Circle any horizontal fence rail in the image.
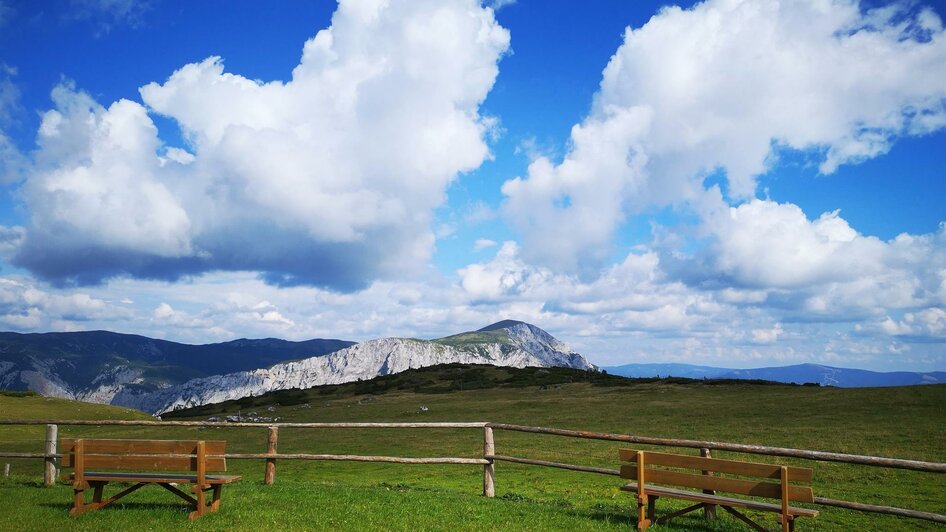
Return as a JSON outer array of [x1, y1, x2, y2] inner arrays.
[[811, 497, 946, 524], [0, 420, 488, 429], [0, 419, 943, 524], [491, 455, 620, 476], [224, 453, 489, 465], [487, 423, 946, 474]]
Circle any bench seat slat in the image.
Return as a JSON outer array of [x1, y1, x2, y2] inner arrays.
[[618, 449, 813, 482], [620, 482, 819, 517], [620, 465, 814, 503], [63, 471, 242, 485]]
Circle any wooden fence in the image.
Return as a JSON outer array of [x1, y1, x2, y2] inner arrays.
[[0, 419, 943, 524]]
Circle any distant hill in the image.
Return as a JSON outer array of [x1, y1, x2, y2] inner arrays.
[[601, 363, 731, 379], [0, 330, 354, 403], [603, 362, 946, 387]]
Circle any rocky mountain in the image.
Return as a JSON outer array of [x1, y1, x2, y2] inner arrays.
[[602, 362, 946, 388], [112, 320, 594, 414], [0, 331, 354, 404]]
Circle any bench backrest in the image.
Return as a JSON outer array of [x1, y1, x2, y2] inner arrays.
[[60, 439, 228, 473], [618, 449, 814, 503]]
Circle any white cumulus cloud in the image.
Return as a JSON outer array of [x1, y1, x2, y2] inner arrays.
[[473, 238, 497, 251], [13, 0, 509, 290], [502, 0, 946, 273]]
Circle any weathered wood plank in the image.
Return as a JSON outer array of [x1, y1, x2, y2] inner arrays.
[[44, 424, 57, 487], [491, 455, 620, 476], [264, 427, 277, 485], [483, 426, 495, 497], [60, 439, 226, 455], [618, 449, 813, 482], [223, 453, 488, 464], [813, 497, 946, 524], [4, 419, 487, 429], [701, 447, 717, 520], [620, 465, 814, 503], [194, 440, 207, 518]]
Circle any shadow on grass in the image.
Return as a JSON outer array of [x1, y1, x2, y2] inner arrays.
[[577, 506, 631, 526], [578, 501, 752, 531], [38, 501, 192, 513]]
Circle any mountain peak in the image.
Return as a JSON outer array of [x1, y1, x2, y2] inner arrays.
[[477, 319, 530, 332]]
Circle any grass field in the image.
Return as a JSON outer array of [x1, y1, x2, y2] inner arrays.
[[0, 366, 944, 530]]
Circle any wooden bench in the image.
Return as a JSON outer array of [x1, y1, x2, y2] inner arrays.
[[619, 449, 818, 531], [60, 438, 241, 520]]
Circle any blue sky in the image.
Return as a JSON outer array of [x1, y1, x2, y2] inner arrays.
[[0, 0, 943, 371]]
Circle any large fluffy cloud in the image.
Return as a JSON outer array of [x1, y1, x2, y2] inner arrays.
[[13, 0, 509, 289], [503, 0, 946, 273], [668, 196, 946, 321]]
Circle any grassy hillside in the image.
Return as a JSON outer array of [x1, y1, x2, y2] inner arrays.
[[0, 368, 944, 530], [0, 392, 152, 421], [433, 330, 511, 348], [164, 364, 791, 418]]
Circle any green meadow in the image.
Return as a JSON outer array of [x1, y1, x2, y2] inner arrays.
[[0, 366, 944, 530]]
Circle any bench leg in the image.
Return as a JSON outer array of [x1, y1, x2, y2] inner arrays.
[[636, 497, 651, 530], [70, 488, 87, 517], [646, 495, 657, 522], [92, 482, 104, 504], [704, 501, 718, 520], [210, 485, 222, 513], [188, 485, 207, 521]]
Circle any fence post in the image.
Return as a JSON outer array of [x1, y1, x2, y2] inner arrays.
[[265, 426, 278, 485], [483, 425, 495, 497], [700, 447, 716, 519], [44, 424, 58, 487], [3, 463, 9, 477]]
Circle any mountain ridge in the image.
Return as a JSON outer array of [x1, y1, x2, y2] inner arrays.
[[0, 330, 354, 403], [603, 362, 946, 388]]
